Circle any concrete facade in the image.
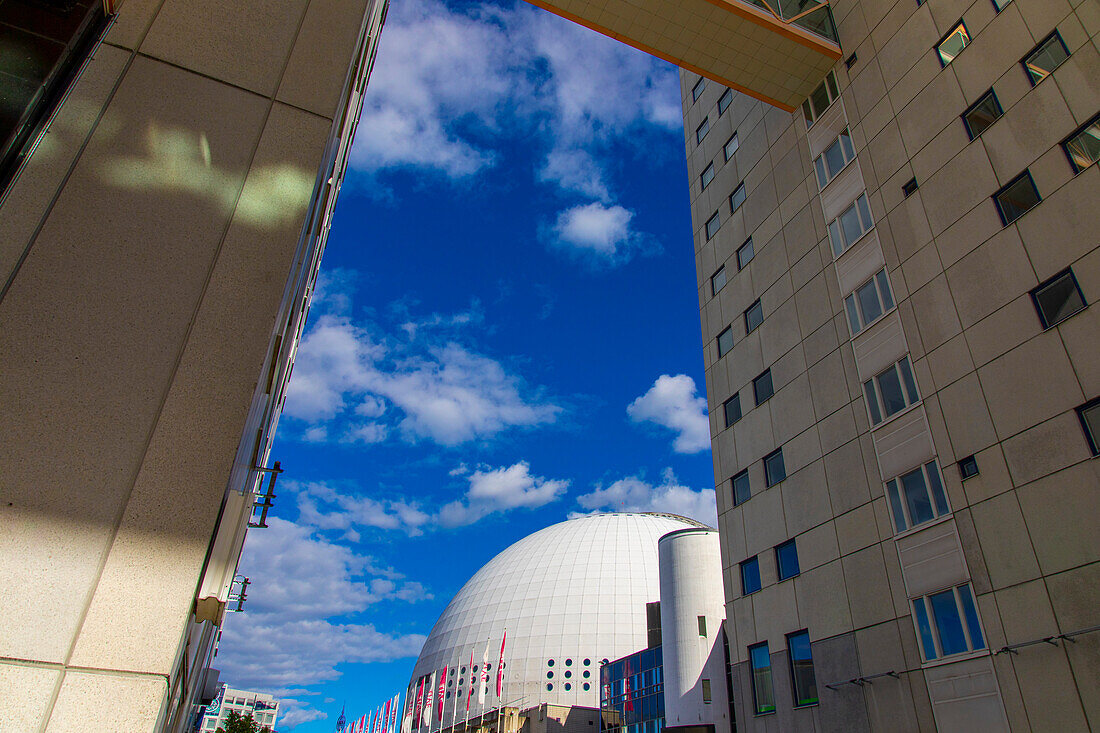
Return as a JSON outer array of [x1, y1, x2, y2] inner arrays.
[[681, 0, 1100, 729]]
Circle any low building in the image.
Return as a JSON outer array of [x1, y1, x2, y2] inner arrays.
[[200, 685, 280, 732]]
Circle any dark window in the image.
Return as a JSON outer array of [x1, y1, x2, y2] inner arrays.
[[737, 237, 755, 269], [864, 356, 920, 425], [701, 678, 712, 703], [1, 2, 108, 191], [764, 448, 786, 487], [696, 117, 710, 143], [786, 631, 819, 707], [902, 177, 918, 197], [801, 71, 839, 128], [711, 265, 727, 295], [775, 539, 800, 580], [717, 326, 734, 357], [845, 52, 858, 69], [753, 369, 774, 405], [744, 299, 763, 333], [959, 455, 979, 479], [828, 193, 874, 255], [1077, 397, 1100, 455], [749, 643, 775, 714], [724, 132, 739, 161], [705, 211, 721, 239], [731, 469, 751, 505], [962, 89, 1003, 139], [1031, 269, 1086, 328], [723, 393, 742, 428], [740, 556, 761, 595], [994, 170, 1041, 225], [1063, 112, 1100, 173], [912, 584, 986, 661], [701, 162, 715, 190], [730, 182, 746, 212], [814, 128, 856, 188], [718, 88, 733, 115], [936, 21, 970, 66], [692, 78, 706, 102], [698, 616, 707, 636], [992, 0, 1011, 10], [1023, 31, 1069, 85], [885, 461, 950, 533], [845, 268, 894, 335]]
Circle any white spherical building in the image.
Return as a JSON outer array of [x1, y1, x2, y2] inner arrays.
[[409, 513, 708, 717]]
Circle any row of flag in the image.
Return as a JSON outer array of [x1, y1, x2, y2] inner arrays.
[[338, 693, 401, 733], [403, 632, 507, 733]]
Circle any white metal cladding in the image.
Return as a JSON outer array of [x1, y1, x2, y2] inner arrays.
[[409, 513, 706, 719]]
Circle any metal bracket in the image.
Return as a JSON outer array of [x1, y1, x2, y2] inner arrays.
[[249, 461, 282, 528], [228, 575, 250, 612]]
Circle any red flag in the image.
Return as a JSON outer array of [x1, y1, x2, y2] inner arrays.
[[414, 677, 425, 728], [360, 714, 368, 733], [383, 698, 392, 733], [496, 632, 507, 698], [465, 650, 475, 716], [437, 666, 448, 720]]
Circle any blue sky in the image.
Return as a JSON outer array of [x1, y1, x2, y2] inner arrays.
[[216, 0, 714, 728]]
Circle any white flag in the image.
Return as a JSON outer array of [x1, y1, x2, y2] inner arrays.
[[478, 640, 490, 705], [424, 672, 435, 727]]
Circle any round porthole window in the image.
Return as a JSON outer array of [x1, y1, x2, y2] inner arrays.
[[547, 671, 554, 679], [565, 659, 572, 666], [564, 683, 572, 691], [564, 671, 572, 679], [583, 658, 591, 666], [583, 671, 590, 679], [547, 659, 555, 667], [583, 683, 591, 691], [461, 667, 466, 674], [473, 665, 478, 672], [446, 692, 451, 699], [547, 683, 553, 691]]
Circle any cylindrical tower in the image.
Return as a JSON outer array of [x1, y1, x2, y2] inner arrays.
[[658, 528, 729, 732]]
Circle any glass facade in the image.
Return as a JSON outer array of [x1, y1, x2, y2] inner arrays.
[[600, 647, 664, 733]]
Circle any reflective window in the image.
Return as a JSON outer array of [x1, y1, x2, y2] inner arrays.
[[744, 299, 763, 334], [718, 88, 733, 115], [1063, 113, 1100, 173], [993, 170, 1041, 225], [912, 584, 986, 661], [786, 631, 818, 707], [801, 71, 839, 128], [692, 78, 706, 102], [885, 460, 950, 533], [753, 369, 774, 405], [729, 182, 746, 213], [936, 22, 970, 66], [764, 448, 786, 487], [775, 539, 799, 580], [696, 117, 710, 143], [1078, 398, 1100, 455], [731, 469, 750, 506], [864, 356, 919, 426], [717, 326, 734, 358], [845, 268, 894, 335], [749, 643, 775, 714], [701, 162, 715, 190], [705, 211, 721, 239], [962, 89, 1003, 139], [958, 455, 979, 480], [828, 193, 874, 256], [698, 616, 707, 637], [724, 132, 739, 161], [1024, 31, 1069, 85], [737, 237, 754, 269], [740, 556, 761, 595], [1031, 269, 1086, 328], [814, 128, 856, 188], [723, 393, 742, 428], [711, 265, 727, 295]]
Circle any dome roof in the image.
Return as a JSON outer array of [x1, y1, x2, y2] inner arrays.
[[410, 512, 707, 715]]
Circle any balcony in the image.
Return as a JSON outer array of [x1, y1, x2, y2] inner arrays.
[[526, 0, 842, 111]]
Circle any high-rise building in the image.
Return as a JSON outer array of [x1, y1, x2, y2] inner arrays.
[[680, 1, 1099, 730]]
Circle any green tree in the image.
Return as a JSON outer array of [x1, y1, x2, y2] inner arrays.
[[217, 710, 273, 733]]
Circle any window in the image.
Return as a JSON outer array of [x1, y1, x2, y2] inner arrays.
[[753, 369, 774, 405], [711, 266, 727, 295], [737, 237, 754, 269], [828, 193, 874, 256], [786, 631, 818, 707], [864, 356, 920, 425], [701, 162, 715, 190], [729, 182, 746, 213], [698, 616, 707, 637], [744, 300, 763, 333], [692, 78, 706, 102], [764, 448, 786, 487], [885, 460, 950, 533], [1031, 269, 1086, 328], [724, 132, 739, 161], [801, 71, 839, 128], [749, 643, 776, 714], [844, 268, 894, 335], [701, 678, 712, 703], [705, 211, 721, 239], [718, 88, 733, 115], [962, 89, 1003, 139], [936, 21, 970, 66], [814, 128, 856, 188], [731, 469, 751, 505], [697, 117, 711, 143], [1077, 397, 1100, 455], [1023, 31, 1069, 85], [775, 539, 800, 580], [958, 455, 979, 479], [1063, 113, 1100, 173], [993, 170, 1041, 225], [740, 556, 761, 594], [845, 52, 858, 69], [992, 0, 1011, 10], [717, 326, 734, 357], [912, 584, 986, 661], [902, 177, 918, 197], [723, 393, 742, 428]]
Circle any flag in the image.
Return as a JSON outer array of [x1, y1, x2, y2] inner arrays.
[[437, 666, 448, 721], [366, 711, 372, 733], [424, 672, 435, 727], [496, 632, 507, 698], [465, 650, 474, 717], [414, 678, 426, 730], [383, 697, 392, 733], [403, 685, 416, 733], [479, 640, 490, 705]]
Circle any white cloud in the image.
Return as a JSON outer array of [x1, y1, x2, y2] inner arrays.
[[552, 202, 638, 260], [572, 469, 716, 526], [627, 374, 710, 453], [438, 462, 569, 527], [282, 314, 381, 423]]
